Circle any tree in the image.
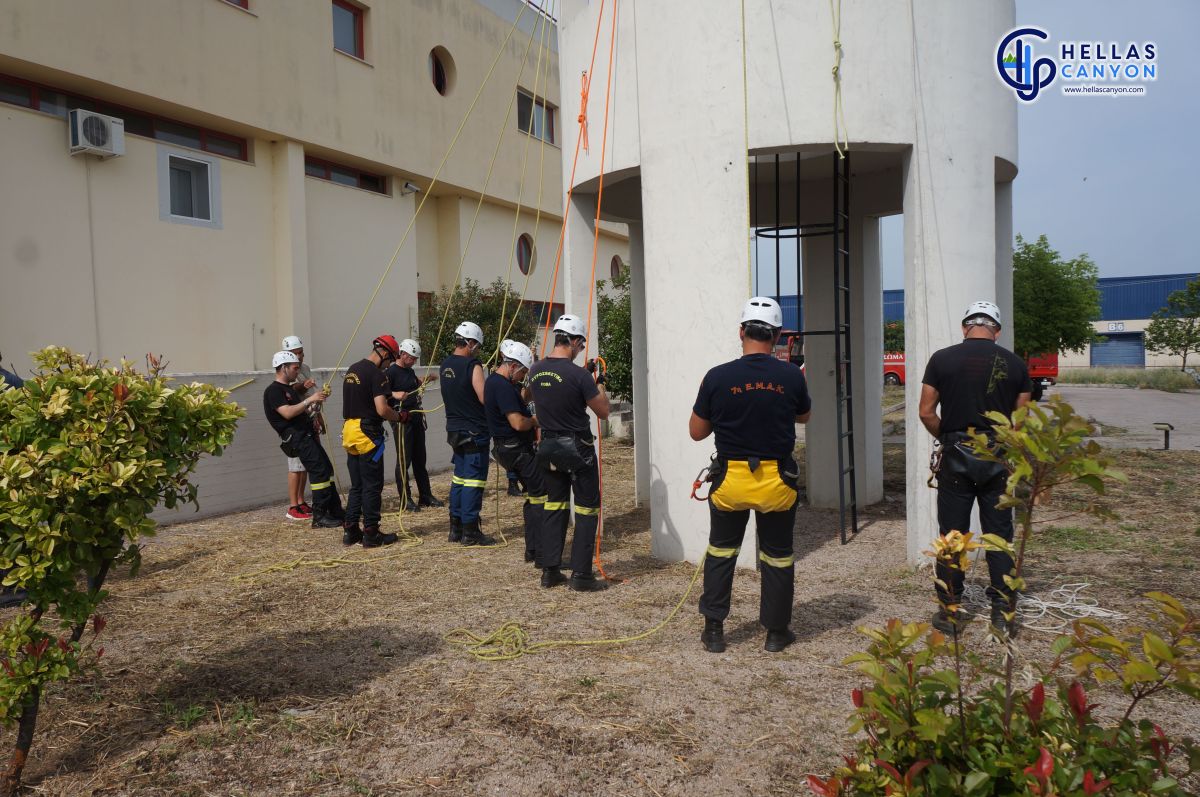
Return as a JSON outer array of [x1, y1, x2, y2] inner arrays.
[[1143, 275, 1200, 372], [417, 278, 541, 366], [1012, 234, 1102, 358], [596, 265, 633, 402], [0, 347, 242, 795], [883, 320, 905, 353]]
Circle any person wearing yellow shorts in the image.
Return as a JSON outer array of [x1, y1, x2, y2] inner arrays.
[[689, 297, 812, 653]]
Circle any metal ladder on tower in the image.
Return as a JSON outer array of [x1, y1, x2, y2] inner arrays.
[[831, 151, 859, 544]]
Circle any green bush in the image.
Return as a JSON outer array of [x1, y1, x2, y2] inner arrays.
[[1056, 368, 1198, 393], [0, 347, 242, 794], [596, 265, 633, 402], [417, 278, 541, 366]]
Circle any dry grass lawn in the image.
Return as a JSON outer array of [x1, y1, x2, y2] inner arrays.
[[6, 442, 1198, 796]]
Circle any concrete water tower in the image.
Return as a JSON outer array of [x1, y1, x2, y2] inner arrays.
[[554, 0, 1018, 566]]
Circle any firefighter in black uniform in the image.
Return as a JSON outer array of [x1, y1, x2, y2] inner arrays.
[[484, 340, 544, 565], [387, 338, 442, 511], [264, 350, 344, 529], [440, 321, 496, 546], [341, 335, 403, 548], [689, 297, 812, 653], [529, 315, 610, 591], [919, 300, 1031, 635]]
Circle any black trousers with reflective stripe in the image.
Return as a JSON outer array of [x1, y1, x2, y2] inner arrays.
[[391, 419, 433, 506], [699, 503, 797, 631], [494, 440, 545, 559], [286, 430, 343, 519], [538, 443, 600, 576], [345, 448, 385, 529]]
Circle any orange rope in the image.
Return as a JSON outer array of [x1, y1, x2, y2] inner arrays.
[[538, 0, 608, 358], [583, 0, 620, 583], [578, 70, 590, 154]]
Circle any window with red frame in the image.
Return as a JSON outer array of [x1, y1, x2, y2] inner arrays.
[[0, 72, 247, 160], [332, 0, 365, 59], [304, 155, 387, 194]]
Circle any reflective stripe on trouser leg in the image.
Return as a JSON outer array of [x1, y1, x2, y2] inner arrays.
[[518, 451, 546, 561], [453, 439, 489, 524], [567, 458, 601, 577], [292, 431, 342, 518], [755, 505, 798, 631], [699, 505, 751, 623], [539, 469, 571, 570]]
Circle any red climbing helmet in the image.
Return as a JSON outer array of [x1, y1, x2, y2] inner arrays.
[[372, 334, 401, 360]]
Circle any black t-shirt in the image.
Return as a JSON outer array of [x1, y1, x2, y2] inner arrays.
[[385, 364, 422, 411], [922, 338, 1032, 435], [263, 380, 310, 438], [342, 358, 389, 421], [529, 356, 599, 434], [484, 372, 532, 441], [692, 353, 811, 460], [440, 354, 486, 433]]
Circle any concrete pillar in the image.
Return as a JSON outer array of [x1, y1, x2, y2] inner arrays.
[[994, 180, 1015, 352], [902, 148, 998, 565], [628, 222, 651, 506], [635, 0, 750, 565], [801, 226, 839, 508], [561, 192, 599, 344], [852, 214, 884, 506], [271, 141, 312, 358]]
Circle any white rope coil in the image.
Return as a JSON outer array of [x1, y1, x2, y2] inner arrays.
[[961, 581, 1127, 634]]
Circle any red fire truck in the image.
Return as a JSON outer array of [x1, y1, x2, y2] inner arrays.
[[882, 351, 1058, 399]]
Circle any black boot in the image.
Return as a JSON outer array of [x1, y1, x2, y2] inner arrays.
[[461, 520, 497, 547], [568, 573, 608, 592], [990, 604, 1018, 638], [362, 525, 398, 548], [342, 522, 363, 546], [312, 512, 343, 529], [932, 606, 965, 635], [701, 618, 726, 653], [764, 628, 796, 653], [420, 495, 445, 508], [448, 517, 463, 543], [540, 568, 567, 588], [507, 479, 523, 497]]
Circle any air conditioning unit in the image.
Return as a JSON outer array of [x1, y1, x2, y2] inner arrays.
[[68, 109, 125, 158]]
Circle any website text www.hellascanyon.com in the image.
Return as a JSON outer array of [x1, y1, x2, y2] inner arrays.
[[1062, 84, 1146, 96]]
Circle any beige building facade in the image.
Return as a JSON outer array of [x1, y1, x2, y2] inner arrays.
[[0, 0, 628, 519], [1, 0, 628, 376]]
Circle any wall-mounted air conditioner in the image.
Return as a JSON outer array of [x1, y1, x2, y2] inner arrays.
[[68, 109, 125, 158]]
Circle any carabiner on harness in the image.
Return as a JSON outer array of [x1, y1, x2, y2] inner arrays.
[[690, 463, 713, 501], [927, 438, 943, 489]]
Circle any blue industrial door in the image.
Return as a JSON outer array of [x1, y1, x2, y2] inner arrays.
[[1090, 333, 1145, 367]]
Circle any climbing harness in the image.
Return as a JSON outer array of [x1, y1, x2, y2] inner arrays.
[[927, 438, 943, 488]]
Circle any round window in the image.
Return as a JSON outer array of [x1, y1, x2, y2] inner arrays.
[[516, 234, 536, 275], [610, 255, 625, 281], [428, 47, 456, 96]]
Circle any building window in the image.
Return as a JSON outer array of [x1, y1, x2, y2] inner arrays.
[[158, 148, 222, 229], [304, 155, 388, 194], [516, 233, 536, 275], [610, 255, 625, 281], [0, 72, 248, 161], [429, 47, 455, 96], [332, 0, 365, 59], [517, 89, 555, 144]]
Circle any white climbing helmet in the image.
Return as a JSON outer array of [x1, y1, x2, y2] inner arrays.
[[455, 321, 484, 345], [499, 339, 533, 370], [399, 338, 421, 359], [281, 335, 303, 351], [272, 350, 300, 369], [962, 300, 1002, 327], [740, 296, 783, 329], [553, 314, 586, 339]]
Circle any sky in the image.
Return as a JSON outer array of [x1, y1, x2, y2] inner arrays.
[[756, 0, 1200, 294]]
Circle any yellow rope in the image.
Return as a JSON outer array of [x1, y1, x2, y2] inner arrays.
[[425, 8, 551, 371], [829, 0, 849, 158], [492, 0, 557, 363], [741, 0, 753, 294], [320, 1, 533, 389], [444, 555, 705, 661]]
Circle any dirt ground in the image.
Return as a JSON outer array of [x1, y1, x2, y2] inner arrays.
[[7, 439, 1200, 796]]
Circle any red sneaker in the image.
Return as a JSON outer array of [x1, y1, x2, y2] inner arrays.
[[286, 505, 312, 521], [299, 502, 313, 514]]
